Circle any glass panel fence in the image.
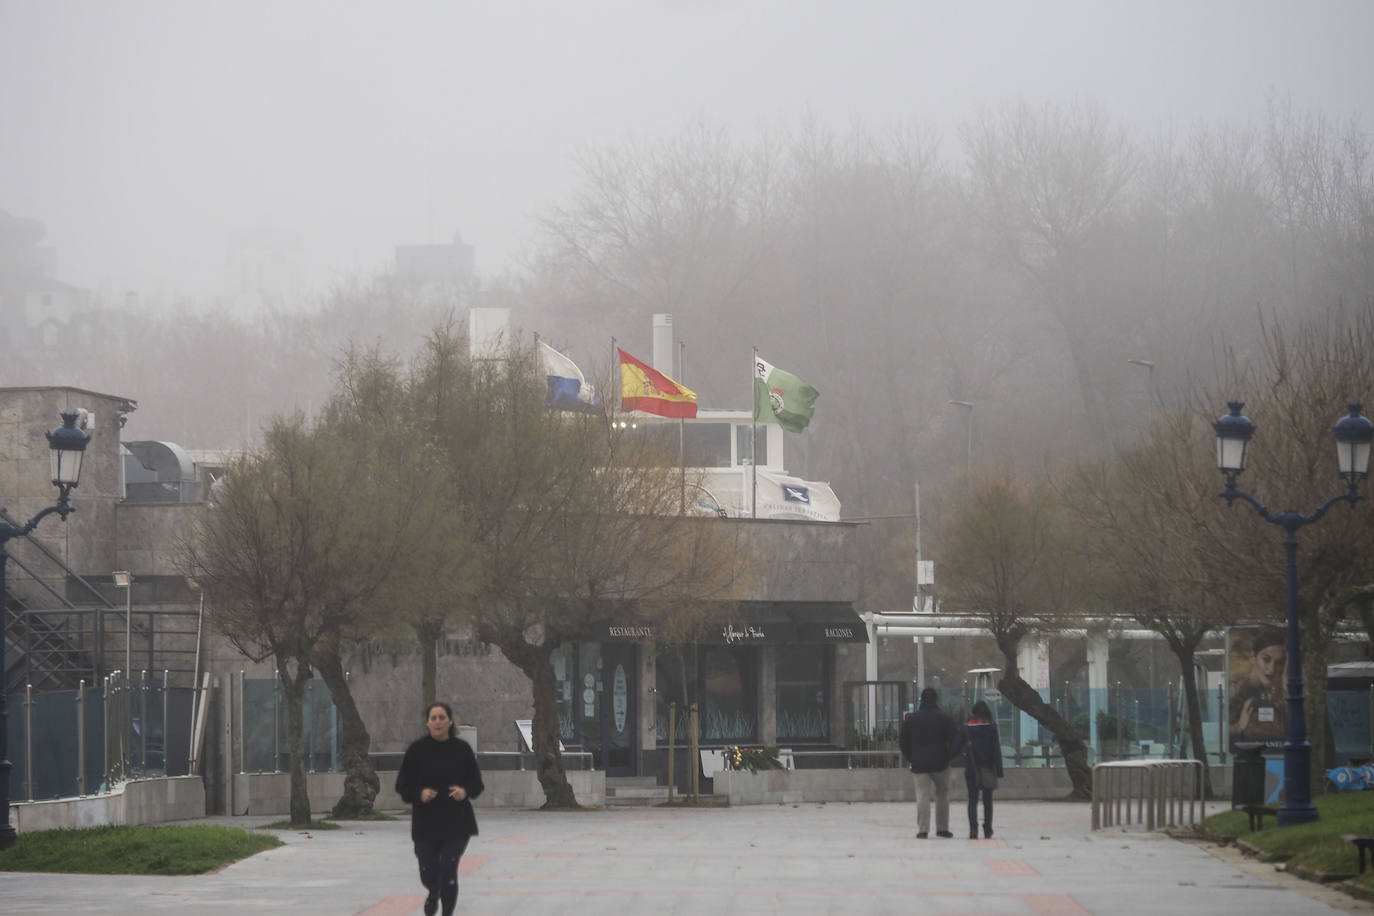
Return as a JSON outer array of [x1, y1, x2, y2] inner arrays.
[[241, 677, 342, 773], [927, 684, 1231, 765]]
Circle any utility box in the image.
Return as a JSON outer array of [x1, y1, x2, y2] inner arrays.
[[1231, 743, 1267, 807]]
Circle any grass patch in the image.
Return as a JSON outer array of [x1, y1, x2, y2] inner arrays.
[[0, 824, 281, 875], [258, 819, 341, 831], [329, 810, 397, 821], [1202, 791, 1374, 891]]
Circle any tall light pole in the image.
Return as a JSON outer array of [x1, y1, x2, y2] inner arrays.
[[1127, 359, 1156, 397], [1, 411, 91, 849], [113, 570, 134, 777], [1213, 401, 1373, 826], [949, 400, 974, 483]]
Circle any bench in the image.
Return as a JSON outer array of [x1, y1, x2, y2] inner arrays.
[[1241, 804, 1278, 831], [1342, 834, 1374, 874]]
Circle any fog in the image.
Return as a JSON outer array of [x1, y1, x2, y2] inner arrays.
[[5, 1, 1374, 617], [3, 0, 1370, 304]]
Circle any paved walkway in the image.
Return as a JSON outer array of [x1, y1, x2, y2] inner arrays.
[[2, 801, 1371, 915]]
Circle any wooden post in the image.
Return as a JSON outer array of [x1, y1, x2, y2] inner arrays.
[[690, 703, 700, 804], [667, 702, 676, 803]]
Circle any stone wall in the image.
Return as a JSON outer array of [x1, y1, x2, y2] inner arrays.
[[0, 386, 135, 604], [11, 775, 205, 833], [715, 764, 1234, 806], [229, 768, 605, 816]]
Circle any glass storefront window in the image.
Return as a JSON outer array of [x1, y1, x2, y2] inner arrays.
[[700, 646, 757, 742], [578, 643, 602, 758], [655, 646, 697, 743], [551, 643, 575, 744], [737, 425, 766, 466], [776, 645, 829, 742], [683, 423, 732, 467]]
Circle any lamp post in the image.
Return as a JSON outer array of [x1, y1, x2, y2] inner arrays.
[[949, 400, 974, 483], [1214, 401, 1373, 826], [0, 411, 91, 849], [112, 570, 134, 777], [1127, 359, 1156, 398]]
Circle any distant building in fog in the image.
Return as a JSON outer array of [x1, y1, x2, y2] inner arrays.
[[394, 232, 475, 283]]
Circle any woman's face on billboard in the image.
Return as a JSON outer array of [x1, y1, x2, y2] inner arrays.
[[1251, 644, 1284, 686]]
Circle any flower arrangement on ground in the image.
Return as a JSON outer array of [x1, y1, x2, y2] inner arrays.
[[723, 745, 785, 773]]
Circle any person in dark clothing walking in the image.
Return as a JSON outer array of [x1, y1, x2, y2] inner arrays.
[[961, 700, 1004, 838], [898, 687, 962, 838], [396, 702, 484, 916]]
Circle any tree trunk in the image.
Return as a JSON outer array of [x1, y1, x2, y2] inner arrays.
[[1176, 651, 1215, 798], [998, 673, 1093, 799], [1301, 616, 1332, 798], [316, 650, 379, 819], [497, 639, 578, 808], [530, 650, 578, 808], [996, 635, 1093, 798], [414, 618, 442, 707], [279, 660, 312, 826]]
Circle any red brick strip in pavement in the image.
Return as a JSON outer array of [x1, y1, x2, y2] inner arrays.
[[458, 854, 491, 875], [355, 894, 423, 916], [987, 858, 1040, 876], [1024, 893, 1092, 915]]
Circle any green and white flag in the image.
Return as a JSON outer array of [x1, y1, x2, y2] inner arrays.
[[753, 354, 819, 433]]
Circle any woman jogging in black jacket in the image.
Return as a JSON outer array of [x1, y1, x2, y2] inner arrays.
[[396, 702, 484, 916]]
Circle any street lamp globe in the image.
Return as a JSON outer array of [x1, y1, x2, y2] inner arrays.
[[1333, 403, 1373, 483], [1213, 401, 1255, 479], [45, 411, 90, 491]]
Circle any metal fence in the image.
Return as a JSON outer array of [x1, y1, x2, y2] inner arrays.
[[5, 670, 199, 801], [892, 684, 1231, 766], [237, 673, 342, 773]]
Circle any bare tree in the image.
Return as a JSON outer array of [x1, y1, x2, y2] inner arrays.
[[961, 100, 1137, 454], [1204, 308, 1374, 788], [187, 407, 436, 824], [406, 327, 747, 806], [935, 474, 1094, 798], [1060, 408, 1256, 798]]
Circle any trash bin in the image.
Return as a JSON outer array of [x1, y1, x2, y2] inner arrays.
[[1231, 743, 1266, 807]]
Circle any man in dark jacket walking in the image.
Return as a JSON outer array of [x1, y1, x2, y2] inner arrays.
[[899, 687, 962, 838]]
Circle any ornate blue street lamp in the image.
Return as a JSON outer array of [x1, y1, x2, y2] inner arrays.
[[1, 411, 91, 849], [1214, 401, 1372, 825]]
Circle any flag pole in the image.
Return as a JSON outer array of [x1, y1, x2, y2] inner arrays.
[[679, 339, 687, 516], [751, 346, 758, 519], [611, 336, 619, 414]]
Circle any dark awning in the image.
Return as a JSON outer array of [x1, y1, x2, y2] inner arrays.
[[699, 603, 798, 645], [785, 602, 869, 643], [596, 601, 867, 645]]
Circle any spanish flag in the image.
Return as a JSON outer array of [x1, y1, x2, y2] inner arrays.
[[618, 347, 698, 418]]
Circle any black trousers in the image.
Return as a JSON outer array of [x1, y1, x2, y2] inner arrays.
[[414, 835, 471, 916], [963, 768, 994, 830]]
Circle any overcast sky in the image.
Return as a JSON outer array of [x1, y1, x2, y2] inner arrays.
[[2, 0, 1371, 311]]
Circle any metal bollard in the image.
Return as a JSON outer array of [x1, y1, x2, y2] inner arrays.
[[24, 683, 34, 800], [78, 679, 86, 796], [140, 669, 148, 777], [273, 671, 280, 773], [162, 670, 169, 776], [238, 670, 246, 775]]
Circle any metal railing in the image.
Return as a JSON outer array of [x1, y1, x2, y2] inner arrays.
[[1090, 759, 1204, 831], [7, 671, 202, 802]]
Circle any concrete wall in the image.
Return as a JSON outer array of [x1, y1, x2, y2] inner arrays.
[[728, 518, 860, 602], [12, 775, 205, 833], [714, 764, 1234, 806], [114, 501, 202, 577], [0, 387, 134, 604], [229, 768, 605, 816]]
